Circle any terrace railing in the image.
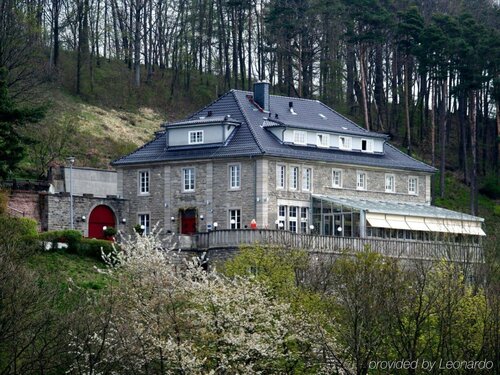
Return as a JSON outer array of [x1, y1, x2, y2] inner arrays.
[[194, 229, 483, 263]]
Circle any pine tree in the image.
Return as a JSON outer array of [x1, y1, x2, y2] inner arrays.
[[0, 68, 45, 180]]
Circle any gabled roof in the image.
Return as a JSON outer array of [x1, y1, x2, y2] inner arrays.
[[112, 90, 436, 173]]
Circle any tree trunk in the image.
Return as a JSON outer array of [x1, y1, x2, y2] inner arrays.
[[439, 79, 447, 199], [134, 0, 141, 88], [469, 90, 478, 215], [359, 45, 370, 131], [404, 59, 411, 155]]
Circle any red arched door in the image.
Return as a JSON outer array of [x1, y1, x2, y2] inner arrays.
[[88, 205, 116, 239]]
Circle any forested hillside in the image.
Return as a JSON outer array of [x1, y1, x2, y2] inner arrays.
[[0, 0, 499, 217]]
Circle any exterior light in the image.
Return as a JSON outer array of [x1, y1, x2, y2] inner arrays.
[[81, 215, 86, 222], [140, 225, 145, 230], [278, 222, 284, 229], [337, 226, 342, 232], [213, 222, 218, 230], [103, 226, 107, 231], [230, 219, 236, 225], [122, 218, 126, 224], [309, 225, 314, 230], [171, 216, 175, 222], [200, 215, 204, 220]]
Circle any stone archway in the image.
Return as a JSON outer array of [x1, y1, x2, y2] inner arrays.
[[88, 205, 116, 239]]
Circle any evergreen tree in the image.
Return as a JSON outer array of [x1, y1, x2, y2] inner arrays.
[[0, 68, 44, 180]]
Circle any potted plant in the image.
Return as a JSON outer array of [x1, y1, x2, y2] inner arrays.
[[103, 226, 117, 240]]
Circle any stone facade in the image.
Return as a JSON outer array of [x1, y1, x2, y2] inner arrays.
[[121, 158, 257, 232], [44, 193, 127, 235], [119, 156, 432, 234]]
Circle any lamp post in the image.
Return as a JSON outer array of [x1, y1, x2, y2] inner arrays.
[[67, 157, 75, 230]]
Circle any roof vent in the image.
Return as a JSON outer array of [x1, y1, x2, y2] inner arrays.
[[289, 101, 297, 115], [275, 113, 279, 119], [253, 82, 270, 112], [319, 113, 327, 119], [207, 110, 213, 117]]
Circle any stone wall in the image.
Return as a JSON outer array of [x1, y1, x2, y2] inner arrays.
[[118, 156, 432, 233], [265, 157, 431, 226], [7, 190, 43, 229], [121, 158, 257, 233], [45, 193, 128, 236]]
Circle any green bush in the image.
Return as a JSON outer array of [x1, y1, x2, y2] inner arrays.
[[38, 230, 83, 251], [0, 188, 8, 215], [479, 175, 500, 199], [77, 238, 117, 260], [0, 216, 38, 237]]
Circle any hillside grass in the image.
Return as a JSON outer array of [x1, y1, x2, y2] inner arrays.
[[27, 250, 109, 309]]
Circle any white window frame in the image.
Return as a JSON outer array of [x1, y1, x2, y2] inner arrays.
[[138, 213, 150, 234], [302, 167, 312, 192], [228, 163, 241, 190], [277, 164, 286, 190], [188, 130, 204, 144], [229, 209, 241, 229], [290, 166, 299, 190], [356, 171, 367, 190], [138, 170, 150, 195], [408, 176, 418, 195], [293, 130, 307, 145], [300, 207, 308, 233], [339, 136, 352, 150], [332, 169, 343, 188], [182, 167, 195, 192], [361, 138, 374, 153], [316, 133, 329, 148], [385, 174, 395, 193], [278, 205, 286, 229], [288, 206, 298, 233]]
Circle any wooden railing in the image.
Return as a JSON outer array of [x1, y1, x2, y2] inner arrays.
[[194, 229, 484, 263]]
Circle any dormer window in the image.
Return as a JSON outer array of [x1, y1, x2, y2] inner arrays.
[[339, 136, 352, 150], [361, 138, 374, 152], [293, 131, 307, 145], [317, 133, 329, 148], [189, 130, 204, 144]]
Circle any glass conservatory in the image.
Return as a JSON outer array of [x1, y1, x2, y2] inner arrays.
[[311, 195, 485, 243]]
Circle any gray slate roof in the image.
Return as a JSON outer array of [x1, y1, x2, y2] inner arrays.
[[112, 90, 436, 173]]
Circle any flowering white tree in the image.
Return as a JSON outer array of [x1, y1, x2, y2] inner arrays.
[[67, 231, 334, 374]]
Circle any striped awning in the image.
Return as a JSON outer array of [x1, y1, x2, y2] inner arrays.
[[366, 213, 486, 236]]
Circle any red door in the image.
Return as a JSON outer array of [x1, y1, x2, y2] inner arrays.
[[88, 205, 116, 239], [180, 209, 197, 234]]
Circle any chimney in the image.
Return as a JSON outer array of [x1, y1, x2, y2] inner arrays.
[[253, 82, 270, 112]]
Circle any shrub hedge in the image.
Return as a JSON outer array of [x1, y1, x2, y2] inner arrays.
[[77, 238, 117, 259], [37, 230, 117, 261]]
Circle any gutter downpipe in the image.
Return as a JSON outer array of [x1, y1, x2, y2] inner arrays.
[[253, 155, 257, 223]]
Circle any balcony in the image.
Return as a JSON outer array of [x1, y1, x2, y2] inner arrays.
[[192, 229, 483, 264]]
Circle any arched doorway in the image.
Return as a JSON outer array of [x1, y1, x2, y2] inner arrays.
[[88, 205, 116, 239]]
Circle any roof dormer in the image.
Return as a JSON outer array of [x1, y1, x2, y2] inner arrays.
[[164, 115, 240, 148]]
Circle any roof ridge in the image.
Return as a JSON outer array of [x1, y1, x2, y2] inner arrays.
[[232, 91, 265, 153], [232, 89, 323, 103], [187, 90, 235, 119], [385, 143, 437, 172]]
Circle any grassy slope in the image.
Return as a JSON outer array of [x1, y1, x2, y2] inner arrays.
[[27, 251, 110, 306]]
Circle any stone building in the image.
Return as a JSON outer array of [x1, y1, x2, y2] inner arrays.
[[5, 166, 127, 239], [112, 83, 485, 242]]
